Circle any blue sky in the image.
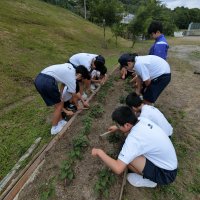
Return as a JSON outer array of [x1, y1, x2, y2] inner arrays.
[[161, 0, 200, 10]]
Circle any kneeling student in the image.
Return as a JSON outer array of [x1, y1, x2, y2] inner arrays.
[[90, 67, 107, 90], [92, 106, 178, 187], [125, 92, 173, 137]]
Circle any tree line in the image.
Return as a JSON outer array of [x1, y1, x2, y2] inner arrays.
[[41, 0, 200, 36]]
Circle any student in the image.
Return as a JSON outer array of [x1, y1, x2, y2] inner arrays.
[[118, 53, 171, 105], [62, 81, 89, 112], [90, 66, 107, 90], [118, 53, 137, 81], [68, 53, 107, 95], [126, 92, 173, 137], [148, 21, 169, 60], [34, 63, 89, 135], [92, 106, 178, 187]]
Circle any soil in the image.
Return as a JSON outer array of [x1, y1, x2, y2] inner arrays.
[[16, 38, 200, 200]]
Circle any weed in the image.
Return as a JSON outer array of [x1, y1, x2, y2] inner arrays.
[[188, 167, 200, 194], [94, 168, 116, 198], [97, 91, 107, 102], [124, 78, 132, 93], [114, 76, 120, 81], [39, 177, 56, 200], [178, 110, 186, 119], [89, 104, 104, 118], [174, 142, 188, 158], [152, 185, 183, 200], [119, 95, 126, 104]]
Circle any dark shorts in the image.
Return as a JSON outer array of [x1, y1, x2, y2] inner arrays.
[[142, 73, 171, 103], [76, 81, 80, 93], [34, 73, 61, 106], [142, 159, 177, 185]]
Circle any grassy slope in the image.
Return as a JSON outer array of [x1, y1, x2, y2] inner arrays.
[[0, 0, 132, 180]]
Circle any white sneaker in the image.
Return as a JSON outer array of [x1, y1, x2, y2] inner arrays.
[[51, 124, 63, 135], [82, 92, 88, 100], [90, 84, 96, 90], [58, 119, 67, 127], [127, 173, 157, 188]]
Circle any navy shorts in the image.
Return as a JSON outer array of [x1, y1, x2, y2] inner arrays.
[[34, 73, 61, 106], [142, 159, 177, 185], [142, 73, 171, 103]]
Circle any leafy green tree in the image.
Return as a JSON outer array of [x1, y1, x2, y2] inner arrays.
[[88, 0, 124, 26], [128, 0, 177, 40], [111, 23, 124, 47]]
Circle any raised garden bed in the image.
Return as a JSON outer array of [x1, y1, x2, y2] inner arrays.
[[17, 69, 131, 200]]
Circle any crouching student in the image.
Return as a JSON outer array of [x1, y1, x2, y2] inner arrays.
[[92, 106, 178, 187], [68, 53, 107, 94], [34, 63, 89, 135], [125, 92, 173, 137], [90, 66, 107, 90], [118, 53, 171, 105], [118, 53, 137, 84]]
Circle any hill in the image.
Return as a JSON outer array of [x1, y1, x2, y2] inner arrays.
[[0, 0, 131, 180]]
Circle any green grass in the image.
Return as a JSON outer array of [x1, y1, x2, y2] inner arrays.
[[0, 0, 131, 180]]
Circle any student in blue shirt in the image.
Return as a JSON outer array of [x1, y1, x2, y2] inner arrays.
[[148, 21, 169, 60]]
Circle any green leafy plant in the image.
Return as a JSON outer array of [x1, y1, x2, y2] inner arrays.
[[89, 104, 104, 118], [39, 177, 56, 200], [94, 168, 116, 198], [60, 160, 74, 184], [119, 95, 126, 104], [73, 134, 89, 151], [82, 115, 93, 134]]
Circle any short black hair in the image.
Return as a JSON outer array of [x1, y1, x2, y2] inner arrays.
[[112, 106, 138, 126], [148, 21, 163, 34], [126, 92, 142, 108], [99, 66, 107, 76], [118, 53, 138, 68], [76, 65, 90, 79]]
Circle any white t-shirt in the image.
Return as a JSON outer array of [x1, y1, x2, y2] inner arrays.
[[118, 118, 177, 170], [140, 105, 173, 136], [91, 69, 101, 79], [134, 55, 170, 81], [69, 53, 98, 71], [41, 63, 76, 93], [62, 86, 72, 102]]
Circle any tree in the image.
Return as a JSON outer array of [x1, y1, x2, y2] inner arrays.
[[111, 23, 124, 47], [128, 0, 177, 40], [88, 0, 124, 26]]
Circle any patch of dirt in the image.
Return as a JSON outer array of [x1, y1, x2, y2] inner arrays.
[[170, 44, 200, 71]]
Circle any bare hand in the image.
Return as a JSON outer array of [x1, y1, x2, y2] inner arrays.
[[83, 101, 90, 108], [92, 148, 101, 156], [108, 125, 118, 132]]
